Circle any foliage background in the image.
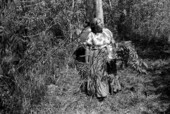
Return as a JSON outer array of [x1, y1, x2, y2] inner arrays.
[[0, 0, 170, 114]]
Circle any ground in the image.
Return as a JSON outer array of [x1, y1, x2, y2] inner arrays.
[[31, 54, 170, 114]]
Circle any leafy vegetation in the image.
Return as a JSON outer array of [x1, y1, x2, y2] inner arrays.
[[0, 0, 170, 114]]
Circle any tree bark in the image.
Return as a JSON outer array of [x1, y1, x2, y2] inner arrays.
[[86, 0, 104, 24], [95, 0, 104, 24]]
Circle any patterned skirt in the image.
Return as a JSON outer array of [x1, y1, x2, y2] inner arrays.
[[77, 47, 120, 99]]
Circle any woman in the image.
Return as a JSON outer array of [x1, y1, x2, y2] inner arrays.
[[79, 18, 121, 100]]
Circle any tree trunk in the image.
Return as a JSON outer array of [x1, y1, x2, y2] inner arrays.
[[86, 0, 104, 24], [95, 0, 104, 24]]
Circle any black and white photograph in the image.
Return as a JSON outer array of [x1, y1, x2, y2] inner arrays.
[[0, 0, 170, 113]]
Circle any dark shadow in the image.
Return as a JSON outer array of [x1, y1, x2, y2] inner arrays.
[[149, 63, 170, 113], [107, 59, 117, 75], [73, 46, 86, 63]]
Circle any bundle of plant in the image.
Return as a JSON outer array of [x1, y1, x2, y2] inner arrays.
[[74, 44, 119, 99], [116, 41, 148, 74]]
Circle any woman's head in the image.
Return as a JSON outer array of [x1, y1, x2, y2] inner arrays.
[[91, 18, 103, 34]]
